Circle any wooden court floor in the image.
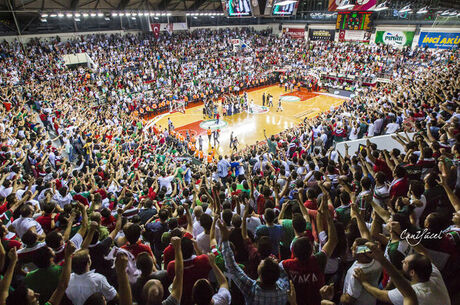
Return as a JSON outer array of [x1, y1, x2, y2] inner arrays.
[[149, 85, 344, 156]]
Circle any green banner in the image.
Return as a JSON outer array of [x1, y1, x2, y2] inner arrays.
[[375, 31, 415, 47]]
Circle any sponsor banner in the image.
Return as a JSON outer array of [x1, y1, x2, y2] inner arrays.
[[286, 28, 305, 39], [375, 31, 414, 47], [328, 0, 376, 11], [308, 29, 336, 41], [173, 22, 188, 31], [339, 30, 371, 43], [418, 32, 460, 49]]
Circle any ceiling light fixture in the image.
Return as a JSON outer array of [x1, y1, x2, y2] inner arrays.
[[274, 0, 297, 6], [337, 0, 354, 10], [372, 1, 388, 12], [399, 5, 412, 13]]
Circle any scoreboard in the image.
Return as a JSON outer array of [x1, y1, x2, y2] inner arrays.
[[222, 0, 253, 17], [336, 11, 372, 31]]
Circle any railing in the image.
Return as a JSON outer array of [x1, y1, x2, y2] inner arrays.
[[335, 132, 416, 158]]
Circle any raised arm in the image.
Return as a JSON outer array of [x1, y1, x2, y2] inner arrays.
[[48, 241, 76, 305], [354, 242, 418, 305], [63, 211, 77, 242], [170, 236, 184, 302], [209, 215, 218, 248], [370, 200, 391, 223], [115, 252, 132, 305], [76, 203, 88, 237], [208, 253, 229, 289], [321, 203, 337, 258], [438, 163, 460, 212], [350, 203, 372, 241], [241, 203, 249, 240], [0, 248, 18, 304]]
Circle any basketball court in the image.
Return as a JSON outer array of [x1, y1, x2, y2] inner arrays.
[[148, 85, 345, 155]]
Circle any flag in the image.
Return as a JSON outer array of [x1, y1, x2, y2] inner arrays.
[[150, 23, 160, 38]]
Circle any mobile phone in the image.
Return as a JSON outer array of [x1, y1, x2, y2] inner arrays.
[[356, 245, 371, 254]]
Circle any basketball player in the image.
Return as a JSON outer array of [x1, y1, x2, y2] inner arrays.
[[276, 98, 283, 112], [232, 136, 239, 152], [198, 135, 203, 151], [268, 94, 273, 107]]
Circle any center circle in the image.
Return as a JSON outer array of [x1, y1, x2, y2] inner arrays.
[[280, 95, 301, 102], [246, 105, 269, 114], [200, 119, 228, 130]]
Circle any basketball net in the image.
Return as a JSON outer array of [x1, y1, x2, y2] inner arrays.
[[170, 100, 186, 114]]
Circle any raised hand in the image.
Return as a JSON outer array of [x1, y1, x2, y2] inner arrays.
[[217, 220, 230, 242], [64, 241, 76, 259], [115, 251, 129, 271]]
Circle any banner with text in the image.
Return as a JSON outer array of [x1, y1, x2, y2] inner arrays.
[[418, 32, 460, 49], [286, 28, 305, 39], [339, 30, 371, 43], [375, 31, 414, 47], [308, 29, 336, 41], [328, 0, 376, 11]]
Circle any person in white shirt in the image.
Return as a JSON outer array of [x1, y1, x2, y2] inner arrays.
[[387, 254, 450, 305], [385, 119, 400, 135], [192, 206, 205, 238], [53, 186, 73, 209], [10, 204, 44, 239], [0, 180, 13, 198], [356, 250, 450, 305], [66, 249, 118, 305], [196, 213, 213, 254], [158, 169, 178, 195], [341, 238, 382, 305]]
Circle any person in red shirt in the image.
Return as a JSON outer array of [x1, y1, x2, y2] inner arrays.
[[35, 202, 58, 234], [167, 238, 212, 305], [121, 223, 154, 258], [304, 189, 318, 210], [389, 165, 409, 199], [163, 228, 193, 268], [100, 208, 116, 232], [281, 229, 337, 305]]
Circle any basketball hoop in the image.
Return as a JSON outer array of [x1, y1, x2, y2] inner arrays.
[[171, 100, 186, 114]]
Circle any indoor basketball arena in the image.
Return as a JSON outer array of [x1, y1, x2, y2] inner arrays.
[[0, 0, 459, 305]]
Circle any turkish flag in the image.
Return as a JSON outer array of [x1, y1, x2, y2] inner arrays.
[[150, 23, 160, 38]]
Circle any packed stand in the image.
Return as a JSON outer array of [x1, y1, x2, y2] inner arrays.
[[0, 28, 458, 305]]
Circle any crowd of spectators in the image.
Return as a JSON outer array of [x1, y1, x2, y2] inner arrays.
[[0, 27, 458, 305]]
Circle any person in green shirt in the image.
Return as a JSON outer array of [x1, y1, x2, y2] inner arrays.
[[24, 247, 62, 304], [264, 129, 277, 155], [6, 242, 76, 305], [335, 192, 352, 226]]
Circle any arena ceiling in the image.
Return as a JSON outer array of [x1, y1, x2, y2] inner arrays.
[[0, 0, 222, 11]]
